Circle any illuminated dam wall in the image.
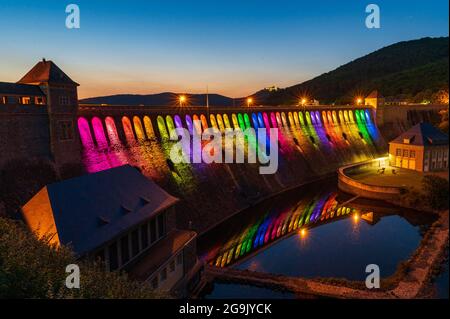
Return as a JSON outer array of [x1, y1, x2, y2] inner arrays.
[[77, 105, 385, 233]]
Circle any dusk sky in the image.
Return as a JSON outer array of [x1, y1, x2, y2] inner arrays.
[[0, 0, 448, 98]]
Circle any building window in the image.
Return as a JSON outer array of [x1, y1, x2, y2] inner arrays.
[[0, 96, 6, 104], [169, 260, 175, 273], [176, 253, 183, 266], [140, 223, 149, 250], [403, 149, 409, 157], [396, 149, 402, 156], [157, 214, 165, 239], [108, 242, 119, 271], [409, 151, 416, 158], [35, 96, 45, 105], [131, 229, 139, 257], [94, 249, 105, 264], [151, 277, 158, 289], [58, 121, 74, 140], [120, 236, 130, 265], [150, 218, 157, 243], [160, 268, 167, 282], [59, 95, 69, 105], [20, 97, 31, 104]]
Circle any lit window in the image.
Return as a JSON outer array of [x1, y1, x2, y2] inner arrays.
[[403, 150, 409, 157], [35, 96, 45, 105], [396, 149, 402, 156], [410, 151, 416, 158], [21, 97, 31, 104], [0, 96, 6, 104]]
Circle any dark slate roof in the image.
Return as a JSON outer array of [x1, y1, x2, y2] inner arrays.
[[45, 165, 178, 255], [390, 122, 449, 146], [18, 59, 79, 86], [0, 81, 45, 96]]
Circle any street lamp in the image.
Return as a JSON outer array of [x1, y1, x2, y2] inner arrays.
[[179, 95, 186, 107], [356, 98, 363, 106], [247, 97, 253, 108]]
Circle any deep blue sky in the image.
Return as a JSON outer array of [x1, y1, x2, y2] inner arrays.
[[0, 0, 448, 98]]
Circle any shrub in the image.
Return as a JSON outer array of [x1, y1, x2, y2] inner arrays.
[[0, 218, 166, 298], [422, 175, 449, 211]]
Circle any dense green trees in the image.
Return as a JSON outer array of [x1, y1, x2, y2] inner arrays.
[[262, 37, 449, 105], [0, 218, 165, 298]]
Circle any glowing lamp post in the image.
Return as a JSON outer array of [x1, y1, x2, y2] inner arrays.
[[247, 97, 253, 108], [356, 98, 363, 106], [179, 95, 186, 107]]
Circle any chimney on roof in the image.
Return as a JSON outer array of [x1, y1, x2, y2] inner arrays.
[[42, 58, 46, 63]]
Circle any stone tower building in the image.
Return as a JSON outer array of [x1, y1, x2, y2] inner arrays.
[[16, 59, 81, 167]]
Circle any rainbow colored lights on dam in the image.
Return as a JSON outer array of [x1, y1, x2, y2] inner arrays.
[[76, 107, 383, 194]]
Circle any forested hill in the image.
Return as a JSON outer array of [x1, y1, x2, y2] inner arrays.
[[261, 37, 449, 105]]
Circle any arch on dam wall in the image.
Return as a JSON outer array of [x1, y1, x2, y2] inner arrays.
[[210, 114, 218, 129], [216, 114, 225, 132], [338, 110, 344, 123], [258, 112, 265, 128], [92, 117, 108, 148], [200, 114, 208, 130], [281, 112, 288, 127], [269, 112, 277, 128], [174, 114, 183, 129], [185, 115, 193, 135], [231, 113, 239, 130], [343, 110, 349, 123], [305, 111, 312, 125], [322, 111, 328, 124], [314, 111, 321, 125], [298, 112, 305, 126], [251, 113, 259, 129], [237, 113, 245, 130], [288, 112, 295, 127], [105, 116, 120, 144], [332, 111, 338, 124], [143, 116, 155, 138], [165, 115, 177, 139], [348, 110, 354, 123], [157, 115, 169, 139], [133, 116, 145, 141], [243, 113, 251, 129], [275, 112, 282, 127], [121, 116, 135, 143], [221, 114, 230, 129], [78, 117, 94, 148]]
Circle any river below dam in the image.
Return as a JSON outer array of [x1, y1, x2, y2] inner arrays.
[[197, 179, 440, 298]]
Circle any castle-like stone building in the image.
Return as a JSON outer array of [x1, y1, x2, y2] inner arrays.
[[0, 59, 81, 170]]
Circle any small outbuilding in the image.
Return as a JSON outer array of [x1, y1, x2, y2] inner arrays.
[[389, 123, 449, 172]]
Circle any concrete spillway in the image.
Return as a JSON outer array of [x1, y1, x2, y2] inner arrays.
[[77, 107, 386, 233]]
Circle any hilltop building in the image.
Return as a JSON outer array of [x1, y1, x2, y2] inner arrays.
[[389, 123, 449, 172], [0, 59, 80, 169], [21, 165, 202, 296]]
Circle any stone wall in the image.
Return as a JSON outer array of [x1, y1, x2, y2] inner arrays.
[[0, 105, 52, 168]]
